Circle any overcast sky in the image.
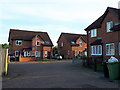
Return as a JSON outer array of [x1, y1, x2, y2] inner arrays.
[[0, 0, 119, 45]]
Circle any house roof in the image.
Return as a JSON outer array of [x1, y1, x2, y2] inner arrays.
[[85, 7, 120, 31], [110, 24, 120, 31], [8, 29, 53, 46], [57, 32, 87, 44]]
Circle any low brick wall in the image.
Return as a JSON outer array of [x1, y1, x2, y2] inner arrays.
[[19, 55, 35, 62]]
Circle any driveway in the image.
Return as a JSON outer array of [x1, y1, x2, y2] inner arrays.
[[2, 60, 119, 88]]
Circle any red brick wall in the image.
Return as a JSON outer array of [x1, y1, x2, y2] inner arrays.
[[32, 36, 44, 57], [58, 36, 87, 59], [72, 37, 87, 57], [9, 35, 53, 61], [19, 55, 35, 62], [87, 11, 120, 59], [58, 34, 72, 59], [42, 46, 52, 59]]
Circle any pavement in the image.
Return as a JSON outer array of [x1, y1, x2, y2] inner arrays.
[[2, 60, 120, 88]]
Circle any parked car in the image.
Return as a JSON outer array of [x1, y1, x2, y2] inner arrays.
[[8, 54, 15, 61], [52, 54, 62, 60]]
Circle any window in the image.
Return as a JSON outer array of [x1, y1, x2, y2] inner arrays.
[[79, 51, 82, 56], [24, 51, 27, 57], [35, 51, 40, 57], [91, 45, 102, 55], [71, 41, 75, 44], [16, 40, 22, 46], [15, 51, 20, 57], [79, 42, 82, 46], [75, 50, 77, 56], [91, 29, 97, 37], [107, 21, 113, 32], [106, 43, 114, 55], [45, 51, 47, 57], [24, 51, 32, 57], [36, 41, 40, 46], [61, 43, 63, 47], [68, 50, 70, 55], [31, 51, 33, 56], [27, 51, 31, 56], [45, 41, 50, 44]]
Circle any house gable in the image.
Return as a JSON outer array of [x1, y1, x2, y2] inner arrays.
[[85, 7, 120, 31]]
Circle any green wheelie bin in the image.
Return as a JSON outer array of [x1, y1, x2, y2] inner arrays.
[[107, 62, 120, 80]]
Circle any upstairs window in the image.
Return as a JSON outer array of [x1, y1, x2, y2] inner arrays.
[[79, 42, 82, 46], [16, 40, 22, 46], [91, 29, 97, 37], [107, 21, 113, 32], [45, 41, 50, 44], [71, 41, 76, 44], [61, 43, 63, 47], [36, 41, 40, 46]]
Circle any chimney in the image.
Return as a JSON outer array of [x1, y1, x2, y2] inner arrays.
[[118, 1, 120, 9]]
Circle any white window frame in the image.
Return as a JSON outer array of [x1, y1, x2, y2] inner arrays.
[[16, 40, 22, 46], [15, 51, 20, 57], [91, 29, 97, 37], [91, 45, 102, 55], [61, 43, 63, 47], [107, 21, 113, 32], [24, 51, 27, 57], [36, 41, 40, 46], [106, 43, 115, 55], [79, 42, 82, 46], [27, 51, 31, 56], [45, 51, 48, 57], [35, 51, 40, 57]]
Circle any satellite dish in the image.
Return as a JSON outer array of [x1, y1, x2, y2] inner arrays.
[[118, 1, 120, 9]]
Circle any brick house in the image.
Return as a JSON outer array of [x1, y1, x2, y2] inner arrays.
[[8, 29, 53, 62], [85, 7, 120, 60], [57, 33, 87, 59]]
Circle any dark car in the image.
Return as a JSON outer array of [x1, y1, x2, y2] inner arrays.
[[8, 54, 15, 61]]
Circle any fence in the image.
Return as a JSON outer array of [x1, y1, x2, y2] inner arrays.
[[0, 48, 9, 76], [82, 56, 104, 72]]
